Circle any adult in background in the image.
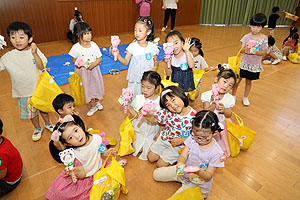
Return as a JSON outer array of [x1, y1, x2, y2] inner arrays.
[[136, 0, 153, 17], [161, 0, 178, 32]]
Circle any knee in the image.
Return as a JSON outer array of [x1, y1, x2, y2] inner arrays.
[[147, 151, 158, 163], [156, 158, 170, 168]]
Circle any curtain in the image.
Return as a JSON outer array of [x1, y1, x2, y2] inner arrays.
[[200, 0, 299, 25]]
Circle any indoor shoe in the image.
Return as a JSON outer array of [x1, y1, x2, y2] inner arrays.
[[95, 102, 103, 110], [118, 159, 127, 167], [44, 123, 54, 132], [263, 60, 272, 64], [272, 59, 280, 65], [32, 128, 43, 142], [161, 26, 167, 32], [242, 97, 250, 106], [282, 56, 287, 61], [87, 106, 99, 117]]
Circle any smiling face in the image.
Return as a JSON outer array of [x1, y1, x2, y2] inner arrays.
[[59, 102, 76, 117], [141, 80, 158, 99], [166, 35, 184, 55], [134, 22, 150, 41], [62, 124, 87, 147], [9, 30, 32, 51], [164, 95, 185, 114], [191, 126, 214, 146], [216, 77, 235, 94]]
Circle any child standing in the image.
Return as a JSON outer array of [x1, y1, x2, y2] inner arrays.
[[161, 0, 179, 32], [267, 7, 284, 36], [153, 110, 225, 199], [0, 21, 54, 141], [67, 7, 83, 44], [69, 22, 105, 117], [148, 86, 197, 167], [232, 13, 268, 106], [263, 36, 282, 65], [46, 115, 126, 200], [0, 119, 23, 197], [201, 69, 237, 156], [116, 17, 158, 96], [165, 30, 195, 93], [127, 71, 162, 160], [136, 0, 153, 17], [281, 32, 299, 61]]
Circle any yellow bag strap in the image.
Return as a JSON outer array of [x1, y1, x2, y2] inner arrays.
[[204, 68, 215, 74], [231, 111, 244, 126], [128, 113, 138, 121], [101, 150, 113, 169]]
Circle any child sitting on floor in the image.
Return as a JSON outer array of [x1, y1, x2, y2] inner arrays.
[[263, 36, 282, 65]]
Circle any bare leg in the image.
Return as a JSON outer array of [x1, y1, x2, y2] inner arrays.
[[40, 111, 50, 124], [90, 98, 96, 107], [156, 158, 170, 168], [148, 151, 160, 163], [283, 46, 291, 56], [269, 52, 279, 60], [232, 77, 243, 96], [244, 79, 252, 97], [30, 115, 41, 129]]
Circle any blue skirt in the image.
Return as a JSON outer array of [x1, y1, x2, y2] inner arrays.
[[171, 66, 195, 92]]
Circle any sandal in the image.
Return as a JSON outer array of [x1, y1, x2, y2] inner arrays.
[[44, 123, 55, 132], [32, 128, 43, 142]]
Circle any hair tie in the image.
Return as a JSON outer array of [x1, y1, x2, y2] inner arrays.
[[161, 89, 172, 97], [51, 130, 61, 142]]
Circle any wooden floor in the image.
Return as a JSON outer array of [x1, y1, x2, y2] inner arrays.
[[1, 25, 300, 200]]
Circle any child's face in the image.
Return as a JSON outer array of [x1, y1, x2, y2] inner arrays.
[[190, 46, 200, 57], [141, 80, 157, 99], [59, 102, 76, 117], [81, 31, 92, 42], [167, 35, 184, 55], [250, 25, 262, 35], [9, 30, 33, 51], [191, 126, 214, 146], [62, 124, 87, 147], [164, 95, 184, 114], [216, 77, 235, 94], [134, 22, 150, 41]]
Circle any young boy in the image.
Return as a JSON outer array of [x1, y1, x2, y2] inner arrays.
[[0, 119, 23, 197], [262, 36, 282, 65], [52, 93, 78, 120], [267, 7, 284, 36], [0, 21, 54, 141]]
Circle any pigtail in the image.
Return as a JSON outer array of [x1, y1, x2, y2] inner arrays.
[[49, 140, 63, 163]]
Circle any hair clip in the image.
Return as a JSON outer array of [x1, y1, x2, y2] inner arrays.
[[52, 115, 74, 141], [161, 89, 172, 97], [51, 130, 61, 142]]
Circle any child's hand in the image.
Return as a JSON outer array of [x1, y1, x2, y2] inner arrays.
[[182, 38, 192, 52], [87, 63, 95, 70], [31, 43, 37, 55], [217, 103, 225, 114], [112, 48, 120, 56], [153, 132, 160, 141], [170, 137, 183, 147], [72, 166, 86, 179], [163, 55, 171, 63], [104, 148, 117, 157]]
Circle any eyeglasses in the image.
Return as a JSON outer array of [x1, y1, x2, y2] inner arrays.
[[190, 132, 212, 141]]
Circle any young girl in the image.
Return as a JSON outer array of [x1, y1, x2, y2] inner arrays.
[[46, 115, 125, 200], [232, 13, 268, 106], [147, 86, 197, 167], [282, 27, 298, 45], [116, 17, 158, 96], [201, 69, 237, 156], [263, 36, 282, 65], [165, 30, 195, 93], [153, 110, 225, 199], [127, 71, 163, 160], [69, 22, 105, 117], [282, 32, 299, 61]]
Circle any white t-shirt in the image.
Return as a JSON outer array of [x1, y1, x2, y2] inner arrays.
[[193, 55, 208, 70], [164, 0, 178, 9], [0, 48, 47, 98], [126, 41, 159, 57], [201, 90, 235, 121], [69, 41, 102, 64], [69, 19, 76, 33], [73, 134, 103, 177]]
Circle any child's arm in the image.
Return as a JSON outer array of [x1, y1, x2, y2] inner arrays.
[[31, 43, 44, 70], [153, 125, 164, 141], [239, 43, 247, 54], [183, 38, 195, 68], [68, 166, 86, 179], [128, 104, 138, 118], [117, 49, 132, 66], [217, 103, 232, 118], [170, 137, 187, 147], [152, 55, 158, 71], [203, 101, 217, 112], [177, 146, 190, 166], [0, 168, 7, 179], [88, 57, 102, 70], [254, 49, 267, 56], [195, 166, 217, 182]]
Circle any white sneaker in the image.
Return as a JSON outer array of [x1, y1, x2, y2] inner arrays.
[[282, 56, 287, 61], [87, 106, 99, 117], [44, 123, 54, 132], [161, 26, 167, 32], [233, 96, 236, 102], [32, 128, 43, 141], [263, 60, 272, 64], [242, 97, 250, 106], [95, 102, 103, 110], [272, 59, 281, 65]]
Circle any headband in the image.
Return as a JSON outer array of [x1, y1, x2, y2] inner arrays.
[[51, 115, 74, 142], [161, 89, 172, 97]]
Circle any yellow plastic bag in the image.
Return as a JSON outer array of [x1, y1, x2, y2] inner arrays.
[[68, 66, 85, 106], [118, 114, 137, 156], [228, 49, 244, 78], [90, 152, 128, 200], [167, 186, 204, 200], [284, 11, 299, 21], [287, 53, 300, 63], [160, 79, 179, 95], [29, 62, 63, 112], [226, 112, 256, 157]]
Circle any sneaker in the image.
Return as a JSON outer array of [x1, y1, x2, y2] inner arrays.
[[118, 159, 127, 167], [263, 60, 272, 64], [95, 102, 103, 110], [87, 106, 99, 117], [44, 123, 54, 132], [233, 96, 236, 102], [242, 97, 250, 106], [32, 128, 43, 141], [161, 26, 167, 32], [272, 59, 281, 65], [282, 56, 287, 61]]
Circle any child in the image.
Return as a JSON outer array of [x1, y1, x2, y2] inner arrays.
[[52, 93, 77, 120], [267, 7, 284, 36], [201, 69, 237, 156], [148, 86, 197, 167], [282, 32, 299, 61], [69, 22, 105, 117], [46, 115, 126, 200], [161, 0, 179, 32], [232, 13, 268, 106], [263, 36, 282, 65], [153, 110, 225, 199], [189, 37, 210, 99], [127, 71, 162, 160], [0, 21, 54, 141], [283, 27, 298, 45], [165, 30, 195, 93], [136, 0, 153, 17], [116, 17, 158, 96], [0, 119, 23, 197], [67, 7, 83, 44]]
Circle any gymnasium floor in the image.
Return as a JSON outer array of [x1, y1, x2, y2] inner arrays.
[[0, 24, 299, 200]]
